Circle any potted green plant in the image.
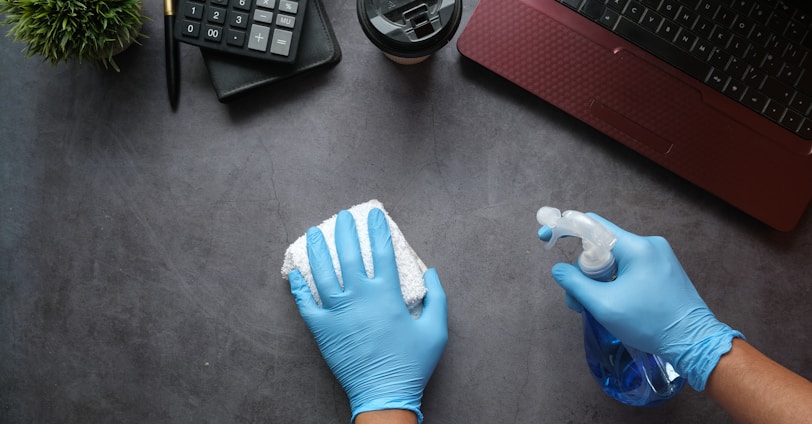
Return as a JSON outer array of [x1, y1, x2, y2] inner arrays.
[[0, 0, 148, 71]]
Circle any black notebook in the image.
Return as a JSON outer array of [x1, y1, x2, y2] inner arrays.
[[200, 0, 341, 103]]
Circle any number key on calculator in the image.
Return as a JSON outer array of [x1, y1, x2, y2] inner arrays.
[[175, 0, 307, 64]]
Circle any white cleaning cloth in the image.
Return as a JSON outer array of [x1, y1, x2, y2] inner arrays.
[[281, 199, 428, 313]]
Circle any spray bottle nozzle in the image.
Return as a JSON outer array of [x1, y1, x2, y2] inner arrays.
[[536, 207, 617, 280]]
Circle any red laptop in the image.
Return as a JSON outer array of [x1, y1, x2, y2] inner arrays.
[[458, 0, 812, 231]]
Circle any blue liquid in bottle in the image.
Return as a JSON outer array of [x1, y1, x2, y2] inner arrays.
[[582, 261, 685, 406]]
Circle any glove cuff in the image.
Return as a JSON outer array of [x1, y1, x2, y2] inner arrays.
[[675, 326, 744, 392], [350, 400, 423, 424]]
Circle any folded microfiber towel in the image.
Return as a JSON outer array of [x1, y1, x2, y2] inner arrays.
[[281, 199, 428, 314]]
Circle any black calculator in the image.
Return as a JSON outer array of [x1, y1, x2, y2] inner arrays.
[[175, 0, 308, 64]]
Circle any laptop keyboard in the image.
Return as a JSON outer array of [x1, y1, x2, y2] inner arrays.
[[557, 0, 812, 139]]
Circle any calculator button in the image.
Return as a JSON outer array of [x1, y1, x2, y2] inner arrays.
[[230, 11, 248, 28], [211, 0, 227, 4], [207, 7, 226, 24], [233, 0, 251, 10], [248, 24, 271, 51], [204, 25, 223, 41], [180, 20, 201, 37], [253, 9, 273, 23], [270, 28, 292, 56], [276, 13, 295, 28], [279, 0, 297, 13], [256, 0, 275, 9], [226, 29, 246, 46], [184, 3, 204, 19]]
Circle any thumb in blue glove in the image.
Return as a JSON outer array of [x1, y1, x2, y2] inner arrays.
[[542, 213, 743, 391], [288, 208, 448, 423]]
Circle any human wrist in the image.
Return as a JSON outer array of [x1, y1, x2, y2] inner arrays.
[[355, 409, 418, 424], [351, 397, 423, 424], [671, 320, 744, 391]]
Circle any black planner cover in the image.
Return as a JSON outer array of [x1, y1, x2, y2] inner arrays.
[[201, 0, 341, 103]]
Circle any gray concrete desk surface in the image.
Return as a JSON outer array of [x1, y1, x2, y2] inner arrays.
[[1, 1, 810, 423]]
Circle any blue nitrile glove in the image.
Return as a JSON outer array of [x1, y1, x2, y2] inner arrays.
[[539, 213, 743, 391], [288, 208, 448, 423]]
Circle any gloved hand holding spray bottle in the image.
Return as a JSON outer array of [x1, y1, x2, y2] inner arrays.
[[536, 206, 685, 406]]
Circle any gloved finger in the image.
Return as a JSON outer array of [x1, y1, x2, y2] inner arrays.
[[565, 293, 584, 313], [418, 268, 448, 328], [306, 227, 343, 309], [288, 269, 320, 314], [335, 210, 367, 288], [551, 262, 605, 314], [368, 208, 399, 284], [538, 226, 575, 244], [584, 212, 634, 240], [538, 226, 552, 242]]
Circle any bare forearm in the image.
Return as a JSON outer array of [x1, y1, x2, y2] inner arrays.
[[355, 409, 418, 424], [706, 338, 812, 424]]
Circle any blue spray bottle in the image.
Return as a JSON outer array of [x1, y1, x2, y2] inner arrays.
[[536, 207, 685, 406]]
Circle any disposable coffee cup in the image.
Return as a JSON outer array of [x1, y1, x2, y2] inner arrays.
[[357, 0, 463, 64]]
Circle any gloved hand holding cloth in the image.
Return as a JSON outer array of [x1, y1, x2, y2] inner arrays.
[[287, 208, 448, 423]]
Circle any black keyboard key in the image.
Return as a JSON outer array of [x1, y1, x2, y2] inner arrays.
[[748, 26, 771, 48], [784, 21, 804, 44], [691, 38, 714, 60], [730, 0, 754, 15], [606, 0, 628, 12], [624, 1, 645, 22], [709, 48, 731, 69], [599, 8, 622, 28], [724, 78, 746, 100], [207, 6, 226, 24], [761, 54, 783, 76], [767, 11, 790, 34], [674, 28, 697, 52], [675, 8, 697, 28], [184, 2, 204, 19], [560, 0, 582, 9], [780, 109, 803, 132], [693, 17, 714, 39], [710, 26, 734, 46], [784, 43, 807, 67], [790, 92, 812, 115], [658, 0, 679, 20], [714, 6, 737, 28], [581, 0, 605, 20], [727, 35, 750, 58], [614, 16, 712, 81], [743, 67, 766, 87], [641, 0, 661, 9], [750, 4, 770, 25], [796, 72, 812, 96], [744, 45, 767, 66], [657, 19, 679, 41], [641, 10, 662, 32], [762, 77, 795, 105], [798, 119, 812, 140], [764, 99, 786, 122], [696, 1, 717, 19], [226, 29, 246, 46], [707, 69, 729, 91], [742, 88, 769, 112], [727, 56, 748, 79], [777, 63, 801, 86]]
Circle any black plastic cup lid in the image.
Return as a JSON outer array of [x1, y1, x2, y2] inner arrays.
[[357, 0, 463, 59]]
